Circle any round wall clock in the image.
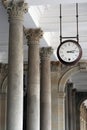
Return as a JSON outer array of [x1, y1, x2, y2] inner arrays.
[[57, 40, 82, 65]]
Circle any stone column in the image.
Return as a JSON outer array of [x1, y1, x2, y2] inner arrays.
[[0, 93, 7, 130], [80, 117, 82, 130], [58, 91, 65, 130], [83, 106, 87, 130], [51, 62, 61, 130], [65, 85, 69, 130], [40, 47, 53, 130], [2, 1, 28, 130], [72, 89, 77, 130], [24, 28, 43, 130], [68, 83, 74, 130], [76, 107, 80, 130], [86, 109, 87, 130], [0, 64, 8, 130]]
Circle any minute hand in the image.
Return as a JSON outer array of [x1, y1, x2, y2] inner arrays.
[[67, 51, 75, 53]]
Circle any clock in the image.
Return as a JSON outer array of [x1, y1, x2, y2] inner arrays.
[[57, 40, 82, 65]]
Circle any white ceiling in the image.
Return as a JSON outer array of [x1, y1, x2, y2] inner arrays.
[[71, 71, 87, 91], [1, 0, 87, 62], [1, 0, 87, 92], [24, 2, 87, 62]]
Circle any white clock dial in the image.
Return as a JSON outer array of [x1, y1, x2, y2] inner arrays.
[[59, 42, 79, 62], [57, 40, 82, 65]]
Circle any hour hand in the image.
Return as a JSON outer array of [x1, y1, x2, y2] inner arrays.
[[67, 51, 75, 53]]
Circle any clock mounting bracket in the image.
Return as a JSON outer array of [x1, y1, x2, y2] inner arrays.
[[59, 3, 79, 44], [57, 3, 82, 66]]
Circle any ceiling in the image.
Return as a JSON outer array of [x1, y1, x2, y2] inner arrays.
[[1, 0, 87, 62], [1, 0, 87, 93]]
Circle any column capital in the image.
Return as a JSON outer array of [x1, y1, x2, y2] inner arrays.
[[2, 0, 28, 21], [24, 28, 43, 44], [40, 47, 53, 59]]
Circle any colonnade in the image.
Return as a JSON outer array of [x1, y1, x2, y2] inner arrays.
[[1, 1, 87, 130], [2, 1, 53, 130]]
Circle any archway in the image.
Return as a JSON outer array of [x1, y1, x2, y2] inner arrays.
[[58, 62, 87, 92], [57, 62, 87, 130]]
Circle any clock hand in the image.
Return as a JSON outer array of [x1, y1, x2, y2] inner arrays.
[[67, 51, 75, 53], [67, 50, 78, 53]]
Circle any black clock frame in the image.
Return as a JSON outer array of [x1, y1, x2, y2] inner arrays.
[[57, 40, 82, 66]]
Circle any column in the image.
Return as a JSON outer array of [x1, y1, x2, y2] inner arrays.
[[80, 117, 82, 130], [72, 89, 77, 130], [0, 93, 7, 130], [83, 106, 87, 130], [0, 64, 7, 130], [2, 1, 28, 130], [51, 62, 60, 130], [86, 108, 87, 130], [24, 28, 43, 130], [76, 107, 80, 130], [40, 47, 53, 130], [68, 83, 74, 130], [65, 85, 69, 130], [58, 91, 65, 130]]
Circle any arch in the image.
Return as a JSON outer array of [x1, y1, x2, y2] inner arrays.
[[58, 62, 87, 92], [79, 97, 87, 108], [77, 93, 87, 109]]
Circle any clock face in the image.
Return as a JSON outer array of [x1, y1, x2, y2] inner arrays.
[[57, 40, 82, 65]]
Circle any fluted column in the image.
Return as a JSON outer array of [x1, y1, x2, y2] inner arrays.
[[76, 107, 80, 130], [2, 1, 28, 130], [68, 83, 73, 130], [24, 28, 43, 130], [0, 93, 7, 130], [40, 47, 53, 130], [86, 108, 87, 130], [80, 117, 82, 130], [65, 85, 69, 130], [72, 89, 76, 130], [58, 91, 65, 130]]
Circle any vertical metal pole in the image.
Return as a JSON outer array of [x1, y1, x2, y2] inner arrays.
[[76, 3, 79, 43], [60, 4, 62, 43]]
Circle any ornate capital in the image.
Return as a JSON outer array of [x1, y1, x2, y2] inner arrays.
[[2, 0, 28, 20], [24, 28, 43, 44], [40, 47, 53, 59]]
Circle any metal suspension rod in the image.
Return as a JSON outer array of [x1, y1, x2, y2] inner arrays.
[[60, 4, 62, 43], [59, 4, 79, 43], [76, 3, 79, 42]]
